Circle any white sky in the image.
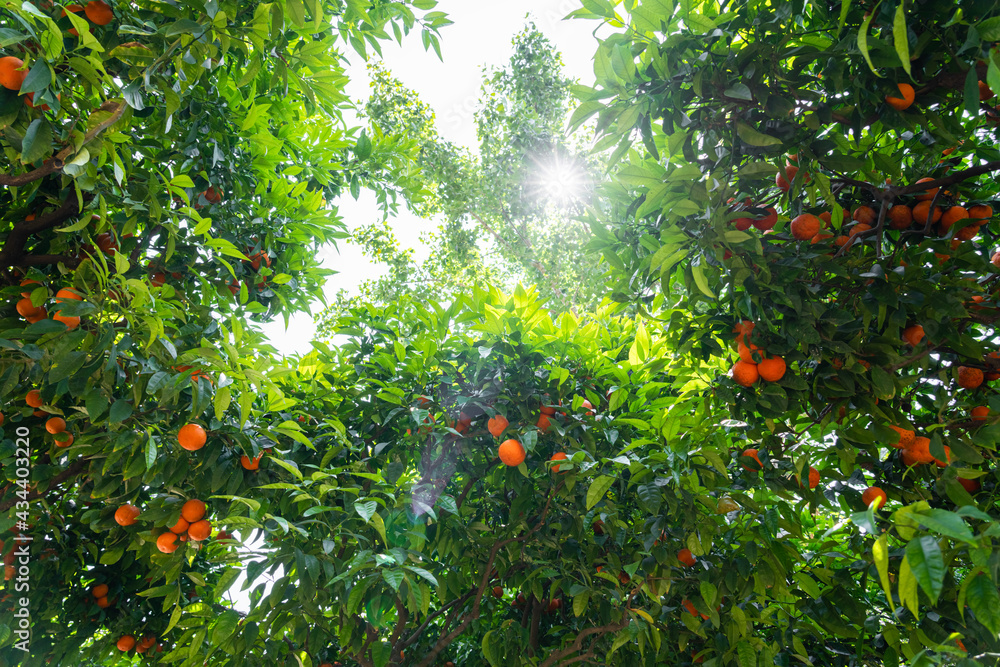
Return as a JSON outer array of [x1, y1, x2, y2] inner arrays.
[[259, 0, 604, 355]]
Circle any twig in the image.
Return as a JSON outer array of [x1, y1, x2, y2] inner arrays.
[[0, 459, 86, 513], [0, 195, 87, 268]]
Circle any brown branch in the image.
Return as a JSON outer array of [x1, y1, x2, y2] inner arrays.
[[0, 459, 86, 513], [537, 617, 630, 667], [890, 160, 1000, 198], [387, 597, 408, 661], [528, 596, 543, 657], [14, 254, 80, 268], [0, 195, 87, 268], [0, 100, 127, 187], [402, 590, 475, 648]]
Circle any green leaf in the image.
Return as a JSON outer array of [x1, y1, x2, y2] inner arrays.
[[858, 12, 882, 77], [916, 509, 975, 544], [905, 536, 944, 604], [381, 569, 404, 591], [898, 555, 919, 617], [978, 16, 1000, 41], [211, 610, 240, 645], [964, 65, 980, 115], [893, 3, 910, 76], [20, 119, 52, 165], [873, 534, 895, 612], [586, 475, 615, 510], [573, 590, 590, 617], [145, 434, 157, 469], [109, 399, 133, 424], [735, 121, 782, 147], [20, 58, 51, 95], [354, 500, 377, 523], [966, 573, 1000, 635], [691, 264, 715, 299]]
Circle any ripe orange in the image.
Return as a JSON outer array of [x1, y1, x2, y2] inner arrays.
[[53, 312, 80, 329], [993, 250, 1000, 269], [775, 172, 790, 192], [19, 279, 41, 297], [913, 178, 939, 201], [117, 635, 136, 652], [912, 200, 942, 225], [536, 413, 552, 433], [940, 206, 968, 231], [971, 406, 989, 420], [96, 596, 110, 608], [887, 425, 915, 449], [753, 206, 778, 231], [487, 414, 508, 437], [16, 297, 42, 318], [957, 366, 984, 389], [180, 499, 206, 523], [540, 402, 556, 416], [580, 398, 594, 416], [958, 477, 981, 493], [168, 517, 189, 534], [733, 320, 755, 342], [677, 548, 697, 567], [737, 340, 763, 363], [901, 325, 924, 346], [188, 520, 211, 541], [848, 222, 871, 237], [55, 288, 83, 302], [956, 223, 981, 241], [731, 360, 759, 387], [740, 448, 763, 471], [811, 232, 834, 244], [178, 423, 207, 451], [682, 598, 709, 619], [885, 82, 915, 111], [85, 1, 113, 24], [498, 439, 526, 466], [91, 584, 109, 598], [807, 466, 820, 489], [932, 445, 952, 467], [114, 504, 140, 526], [852, 206, 877, 225], [904, 436, 935, 464], [887, 204, 912, 229], [549, 452, 568, 472], [24, 307, 47, 324], [969, 204, 993, 221], [240, 454, 261, 470], [156, 533, 179, 553], [0, 56, 25, 90], [790, 213, 821, 240], [55, 433, 74, 447], [861, 486, 887, 510], [45, 417, 66, 434], [757, 356, 786, 382]]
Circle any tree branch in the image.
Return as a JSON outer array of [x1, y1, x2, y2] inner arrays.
[[0, 100, 127, 187], [0, 195, 87, 268], [537, 617, 630, 667], [0, 458, 86, 513]]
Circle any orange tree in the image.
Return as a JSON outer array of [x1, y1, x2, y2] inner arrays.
[[0, 0, 448, 663], [573, 0, 1000, 664]]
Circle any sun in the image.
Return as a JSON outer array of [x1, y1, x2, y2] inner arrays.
[[528, 152, 590, 207]]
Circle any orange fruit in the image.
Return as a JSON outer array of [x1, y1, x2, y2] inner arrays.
[[25, 307, 47, 324], [96, 596, 110, 608], [682, 598, 708, 619], [913, 178, 939, 201], [91, 584, 109, 598], [790, 213, 821, 240], [117, 635, 136, 652], [16, 297, 43, 318], [19, 279, 41, 297], [932, 445, 952, 468], [757, 356, 786, 382], [737, 340, 763, 363], [852, 206, 877, 225], [887, 425, 915, 449], [536, 413, 552, 433], [487, 414, 508, 437], [775, 172, 790, 192], [549, 452, 568, 472], [580, 398, 594, 416], [188, 520, 211, 541], [940, 206, 968, 231], [861, 486, 887, 510], [540, 402, 556, 416], [85, 1, 114, 24], [901, 325, 924, 346], [956, 223, 981, 241], [849, 222, 871, 237], [45, 417, 66, 434], [156, 533, 179, 553], [53, 312, 80, 329], [958, 477, 981, 493], [178, 423, 207, 451], [168, 517, 189, 534], [114, 504, 140, 526], [491, 586, 503, 599], [240, 454, 261, 470], [887, 204, 912, 229], [498, 439, 526, 466], [969, 204, 993, 221], [731, 360, 759, 387], [912, 200, 942, 225], [677, 548, 697, 567], [0, 56, 25, 91], [740, 448, 763, 471], [733, 320, 755, 342], [811, 232, 833, 244], [55, 288, 83, 302], [904, 436, 935, 464], [885, 82, 915, 111], [753, 206, 778, 231], [993, 250, 1000, 269], [55, 433, 74, 447], [807, 466, 820, 489], [971, 406, 989, 420], [180, 499, 206, 523], [957, 366, 984, 389]]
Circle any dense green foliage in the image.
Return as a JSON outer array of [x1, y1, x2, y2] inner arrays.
[[6, 0, 1000, 665]]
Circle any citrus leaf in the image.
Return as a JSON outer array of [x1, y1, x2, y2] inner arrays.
[[586, 475, 615, 510]]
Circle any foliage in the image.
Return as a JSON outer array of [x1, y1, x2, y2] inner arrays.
[[318, 24, 604, 327], [573, 0, 1000, 664]]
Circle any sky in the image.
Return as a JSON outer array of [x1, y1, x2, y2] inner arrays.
[[258, 0, 604, 355]]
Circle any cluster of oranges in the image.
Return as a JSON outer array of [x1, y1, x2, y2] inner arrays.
[[114, 499, 213, 553], [16, 280, 82, 329], [116, 633, 159, 654], [492, 398, 594, 468], [25, 389, 74, 446], [729, 321, 787, 387]]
